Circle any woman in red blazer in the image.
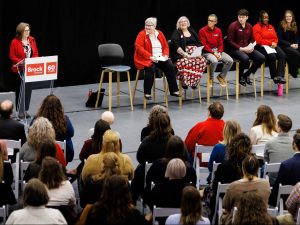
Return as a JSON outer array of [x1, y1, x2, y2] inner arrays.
[[9, 22, 39, 119], [134, 17, 179, 100]]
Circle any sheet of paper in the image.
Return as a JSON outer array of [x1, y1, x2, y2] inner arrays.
[[190, 46, 204, 58], [155, 55, 168, 61], [263, 45, 277, 54], [247, 41, 256, 48]]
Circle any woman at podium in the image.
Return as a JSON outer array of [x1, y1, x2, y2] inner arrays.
[[9, 22, 39, 119]]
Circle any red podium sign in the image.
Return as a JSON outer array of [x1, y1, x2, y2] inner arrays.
[[24, 56, 58, 82]]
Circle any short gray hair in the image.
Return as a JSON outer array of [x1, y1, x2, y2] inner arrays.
[[176, 16, 190, 30], [165, 158, 186, 179], [145, 17, 157, 28]]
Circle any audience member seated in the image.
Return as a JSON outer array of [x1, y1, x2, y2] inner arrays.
[[0, 140, 16, 207], [84, 175, 151, 225], [140, 105, 174, 142], [80, 152, 121, 208], [185, 101, 225, 165], [210, 133, 252, 221], [264, 114, 294, 185], [34, 94, 75, 163], [253, 10, 287, 84], [39, 157, 76, 224], [170, 16, 206, 89], [88, 111, 114, 138], [221, 155, 271, 224], [208, 120, 241, 182], [269, 131, 300, 206], [199, 14, 233, 87], [0, 100, 26, 145], [226, 9, 266, 86], [249, 105, 278, 145], [82, 130, 134, 183], [137, 107, 174, 164], [23, 140, 57, 182], [166, 186, 210, 225], [233, 191, 274, 225], [5, 178, 67, 225], [20, 117, 66, 166], [278, 10, 300, 79], [134, 17, 180, 100]]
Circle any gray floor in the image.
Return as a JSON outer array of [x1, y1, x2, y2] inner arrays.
[[3, 68, 300, 170]]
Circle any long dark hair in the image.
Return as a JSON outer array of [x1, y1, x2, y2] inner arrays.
[[253, 105, 276, 135], [148, 109, 172, 141], [91, 119, 111, 153]]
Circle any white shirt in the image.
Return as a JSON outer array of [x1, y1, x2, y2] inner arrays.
[[166, 213, 211, 225], [46, 180, 76, 207], [249, 124, 278, 145]]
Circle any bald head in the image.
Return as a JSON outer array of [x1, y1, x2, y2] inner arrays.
[[101, 111, 115, 125], [0, 100, 14, 118]]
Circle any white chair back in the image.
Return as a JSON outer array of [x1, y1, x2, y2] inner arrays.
[[152, 205, 180, 225], [20, 160, 31, 180], [296, 207, 300, 225], [11, 152, 20, 199], [4, 139, 21, 156], [262, 162, 281, 180], [144, 161, 153, 188], [276, 184, 293, 215], [251, 144, 265, 157], [55, 140, 67, 161], [0, 206, 6, 224], [211, 161, 221, 181], [212, 182, 230, 225]]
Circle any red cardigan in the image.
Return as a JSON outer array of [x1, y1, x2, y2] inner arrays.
[[134, 29, 169, 70], [55, 143, 67, 167], [9, 36, 39, 73], [253, 22, 278, 46]]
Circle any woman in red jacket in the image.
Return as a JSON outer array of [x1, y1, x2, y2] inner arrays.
[[134, 17, 180, 100], [9, 22, 39, 119], [253, 10, 286, 84]]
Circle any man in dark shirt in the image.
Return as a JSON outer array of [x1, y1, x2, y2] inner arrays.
[[227, 9, 265, 86]]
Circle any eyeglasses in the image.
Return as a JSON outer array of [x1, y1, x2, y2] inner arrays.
[[179, 20, 188, 24], [208, 20, 217, 22], [145, 24, 154, 27], [24, 29, 31, 32]]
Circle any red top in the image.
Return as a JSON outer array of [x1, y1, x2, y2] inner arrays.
[[198, 25, 224, 53], [9, 36, 39, 73], [55, 143, 67, 167], [185, 118, 224, 155], [134, 29, 169, 70], [253, 22, 278, 46]]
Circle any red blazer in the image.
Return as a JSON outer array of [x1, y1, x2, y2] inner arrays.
[[253, 22, 278, 46], [134, 29, 169, 70], [9, 36, 39, 73]]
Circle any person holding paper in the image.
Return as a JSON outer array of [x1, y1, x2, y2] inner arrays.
[[227, 9, 265, 87], [170, 16, 206, 89], [278, 10, 300, 78], [134, 17, 180, 100], [199, 14, 233, 87], [9, 22, 39, 119], [253, 10, 287, 84]]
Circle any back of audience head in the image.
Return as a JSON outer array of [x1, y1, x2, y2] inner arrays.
[[23, 178, 49, 207], [293, 132, 300, 151], [222, 120, 242, 145], [39, 156, 66, 189], [101, 130, 120, 154], [276, 114, 292, 133], [165, 135, 187, 161], [233, 191, 272, 225], [176, 16, 190, 30], [92, 119, 111, 152], [242, 155, 259, 181], [253, 105, 276, 134], [208, 101, 224, 119], [35, 140, 57, 165], [92, 152, 121, 181], [165, 158, 186, 180], [180, 186, 203, 225], [92, 175, 132, 224], [101, 111, 115, 125], [0, 100, 14, 118], [0, 140, 8, 183], [28, 117, 56, 150], [148, 105, 168, 127]]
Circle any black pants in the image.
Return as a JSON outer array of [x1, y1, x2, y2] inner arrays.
[[282, 46, 300, 78], [255, 45, 286, 79], [143, 59, 179, 95], [230, 49, 266, 79]]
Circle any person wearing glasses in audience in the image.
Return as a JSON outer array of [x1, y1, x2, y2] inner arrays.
[[199, 14, 233, 87], [170, 16, 206, 89], [134, 17, 180, 100], [278, 10, 300, 79], [9, 22, 39, 119], [227, 9, 265, 87], [253, 10, 287, 84]]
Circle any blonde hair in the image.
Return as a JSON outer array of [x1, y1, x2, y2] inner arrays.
[[145, 17, 157, 27], [222, 120, 242, 145], [0, 140, 8, 183], [165, 158, 186, 179], [16, 22, 30, 39], [101, 130, 120, 154], [28, 117, 56, 150], [176, 16, 191, 30]]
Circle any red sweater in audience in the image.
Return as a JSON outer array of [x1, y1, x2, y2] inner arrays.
[[55, 143, 67, 167]]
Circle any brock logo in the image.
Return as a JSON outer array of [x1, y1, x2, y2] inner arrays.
[[46, 62, 57, 74], [26, 63, 44, 76]]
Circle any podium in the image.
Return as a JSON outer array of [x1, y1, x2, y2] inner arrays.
[[14, 56, 58, 121]]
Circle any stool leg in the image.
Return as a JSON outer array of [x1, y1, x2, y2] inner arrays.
[[198, 83, 201, 104], [236, 62, 239, 100], [117, 72, 120, 108], [225, 78, 229, 100], [127, 71, 133, 111], [285, 63, 289, 95], [179, 80, 182, 108], [163, 75, 168, 108], [253, 74, 257, 98], [108, 72, 113, 111], [261, 63, 265, 97], [133, 70, 140, 104], [207, 67, 211, 103], [153, 75, 156, 102], [95, 70, 105, 108]]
